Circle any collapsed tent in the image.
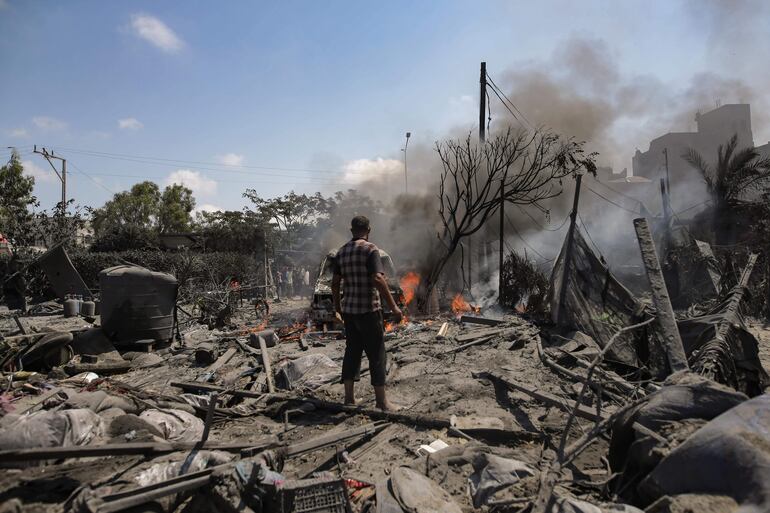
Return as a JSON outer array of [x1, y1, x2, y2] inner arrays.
[[549, 225, 768, 394], [549, 228, 665, 374]]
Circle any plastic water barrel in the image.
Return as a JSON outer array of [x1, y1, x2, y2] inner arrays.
[[99, 265, 178, 343]]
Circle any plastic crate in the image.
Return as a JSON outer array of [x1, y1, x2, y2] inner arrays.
[[275, 476, 350, 513]]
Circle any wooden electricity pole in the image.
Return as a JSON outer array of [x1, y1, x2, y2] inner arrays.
[[555, 174, 583, 325], [479, 62, 487, 143], [33, 145, 67, 212], [468, 62, 488, 290], [499, 170, 507, 302]]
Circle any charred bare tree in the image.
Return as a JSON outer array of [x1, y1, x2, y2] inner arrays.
[[417, 127, 595, 311]]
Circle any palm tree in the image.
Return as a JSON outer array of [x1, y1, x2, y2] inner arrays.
[[684, 134, 770, 246]]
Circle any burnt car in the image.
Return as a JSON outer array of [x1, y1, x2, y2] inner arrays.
[[310, 249, 405, 327]]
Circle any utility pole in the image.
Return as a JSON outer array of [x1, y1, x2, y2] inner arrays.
[[479, 62, 487, 143], [498, 171, 507, 302], [555, 174, 583, 325], [403, 131, 411, 194], [33, 145, 67, 213], [662, 147, 670, 194], [471, 61, 487, 292]]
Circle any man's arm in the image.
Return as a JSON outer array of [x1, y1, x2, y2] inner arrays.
[[332, 273, 342, 316], [373, 273, 403, 323]]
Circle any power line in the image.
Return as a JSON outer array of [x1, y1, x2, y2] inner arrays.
[[49, 146, 384, 177], [49, 148, 352, 181], [504, 211, 553, 261], [485, 73, 534, 130], [589, 175, 645, 204], [61, 156, 116, 195], [486, 83, 527, 130], [516, 204, 571, 232], [577, 213, 604, 259], [585, 185, 640, 214], [61, 170, 358, 188]]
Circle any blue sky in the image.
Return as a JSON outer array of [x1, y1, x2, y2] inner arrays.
[[0, 1, 756, 213]]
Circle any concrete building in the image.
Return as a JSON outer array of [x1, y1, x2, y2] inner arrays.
[[632, 104, 755, 188]]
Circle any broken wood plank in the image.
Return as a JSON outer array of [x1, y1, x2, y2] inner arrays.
[[200, 392, 218, 443], [442, 334, 496, 354], [536, 339, 625, 403], [290, 396, 542, 441], [633, 217, 688, 373], [63, 360, 131, 376], [17, 387, 63, 415], [89, 424, 384, 512], [207, 346, 237, 373], [0, 439, 278, 463], [436, 322, 449, 339], [554, 347, 642, 396], [459, 315, 504, 326], [254, 333, 276, 393], [170, 381, 267, 400], [479, 371, 607, 422], [13, 315, 27, 335], [455, 328, 504, 343]]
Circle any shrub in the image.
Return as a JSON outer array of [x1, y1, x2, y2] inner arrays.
[[67, 250, 260, 298]]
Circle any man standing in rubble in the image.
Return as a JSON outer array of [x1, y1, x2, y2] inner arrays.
[[332, 216, 402, 411]]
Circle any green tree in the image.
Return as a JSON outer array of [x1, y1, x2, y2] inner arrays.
[[159, 184, 196, 233], [92, 181, 166, 250], [684, 134, 770, 246], [0, 150, 37, 247], [196, 209, 265, 253], [242, 190, 332, 249], [93, 181, 161, 234]]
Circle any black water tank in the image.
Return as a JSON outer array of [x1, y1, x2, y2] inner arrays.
[[99, 265, 177, 343]]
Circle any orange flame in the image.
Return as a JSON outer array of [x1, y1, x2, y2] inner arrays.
[[451, 294, 472, 314], [400, 272, 420, 305], [451, 294, 481, 316]]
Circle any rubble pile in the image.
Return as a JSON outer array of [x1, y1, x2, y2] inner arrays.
[[1, 228, 769, 513]]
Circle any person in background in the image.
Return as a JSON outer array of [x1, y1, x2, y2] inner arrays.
[[285, 266, 294, 299], [331, 215, 402, 411], [303, 267, 311, 298], [275, 269, 283, 300]]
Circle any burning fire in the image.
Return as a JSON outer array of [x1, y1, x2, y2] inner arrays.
[[400, 272, 420, 305], [451, 294, 480, 317]]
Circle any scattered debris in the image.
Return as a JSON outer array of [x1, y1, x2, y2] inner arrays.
[[1, 212, 769, 513]]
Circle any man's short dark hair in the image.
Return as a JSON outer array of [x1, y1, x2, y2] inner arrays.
[[351, 215, 370, 233]]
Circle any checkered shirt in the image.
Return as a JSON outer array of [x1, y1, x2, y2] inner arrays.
[[334, 238, 383, 314]]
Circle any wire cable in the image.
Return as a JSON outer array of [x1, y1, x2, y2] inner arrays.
[[516, 204, 571, 232], [504, 211, 553, 261], [48, 146, 381, 177], [578, 213, 604, 259], [486, 84, 526, 129], [58, 155, 117, 195], [486, 73, 534, 129], [585, 185, 640, 214], [60, 170, 356, 188], [589, 175, 645, 204]]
